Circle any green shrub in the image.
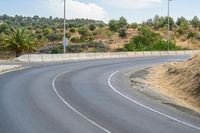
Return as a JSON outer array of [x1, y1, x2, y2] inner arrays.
[[125, 26, 183, 51], [50, 42, 109, 53], [51, 47, 63, 54], [89, 24, 96, 31], [119, 28, 127, 39], [70, 36, 81, 43], [69, 28, 76, 33]]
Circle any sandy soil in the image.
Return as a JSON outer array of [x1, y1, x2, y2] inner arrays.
[[147, 54, 200, 112]]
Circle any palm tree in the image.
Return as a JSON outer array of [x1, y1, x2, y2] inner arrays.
[[2, 27, 36, 57]]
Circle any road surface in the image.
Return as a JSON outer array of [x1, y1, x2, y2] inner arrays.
[[0, 55, 200, 133]]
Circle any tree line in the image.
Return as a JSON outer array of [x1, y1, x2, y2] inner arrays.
[[0, 14, 200, 57]]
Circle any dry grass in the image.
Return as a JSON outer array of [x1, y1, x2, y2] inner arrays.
[[147, 53, 200, 112]]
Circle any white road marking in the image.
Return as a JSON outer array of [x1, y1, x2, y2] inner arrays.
[[108, 71, 200, 131], [52, 71, 111, 133]]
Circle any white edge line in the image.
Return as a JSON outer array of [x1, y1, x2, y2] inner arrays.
[[108, 71, 200, 131], [52, 71, 111, 133]]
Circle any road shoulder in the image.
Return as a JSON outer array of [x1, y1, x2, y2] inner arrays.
[[129, 68, 200, 117]]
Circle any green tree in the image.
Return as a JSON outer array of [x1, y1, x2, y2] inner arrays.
[[153, 15, 163, 30], [89, 24, 96, 31], [176, 17, 189, 27], [47, 33, 59, 45], [124, 26, 180, 51], [2, 28, 36, 57], [78, 27, 88, 37], [187, 30, 196, 48], [190, 16, 199, 30], [177, 22, 189, 35], [119, 28, 127, 39], [43, 27, 53, 37], [108, 19, 119, 32], [164, 17, 174, 30], [153, 15, 174, 30], [119, 17, 128, 28], [69, 27, 76, 33], [0, 23, 9, 33]]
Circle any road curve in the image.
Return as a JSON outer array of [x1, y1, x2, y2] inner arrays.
[[0, 55, 200, 133]]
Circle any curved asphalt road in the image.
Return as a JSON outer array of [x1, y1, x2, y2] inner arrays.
[[1, 55, 200, 133]]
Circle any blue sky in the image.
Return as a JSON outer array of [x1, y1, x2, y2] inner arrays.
[[0, 0, 199, 23]]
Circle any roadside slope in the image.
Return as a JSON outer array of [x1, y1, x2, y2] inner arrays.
[[148, 54, 200, 112]]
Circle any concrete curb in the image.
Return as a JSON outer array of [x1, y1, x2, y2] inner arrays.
[[16, 50, 200, 63]]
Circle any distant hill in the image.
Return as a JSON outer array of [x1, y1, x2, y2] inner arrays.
[[0, 14, 106, 28]]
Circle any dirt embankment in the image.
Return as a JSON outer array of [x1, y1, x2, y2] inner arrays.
[[147, 54, 200, 112]]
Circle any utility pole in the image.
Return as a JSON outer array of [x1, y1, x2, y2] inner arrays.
[[167, 0, 172, 52], [63, 0, 66, 54]]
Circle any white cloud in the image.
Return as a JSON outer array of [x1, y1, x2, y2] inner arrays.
[[105, 0, 162, 9], [47, 0, 107, 20]]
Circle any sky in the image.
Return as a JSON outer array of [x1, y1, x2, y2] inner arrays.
[[0, 0, 200, 23]]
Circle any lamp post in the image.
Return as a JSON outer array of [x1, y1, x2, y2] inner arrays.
[[167, 0, 172, 52], [63, 0, 66, 54]]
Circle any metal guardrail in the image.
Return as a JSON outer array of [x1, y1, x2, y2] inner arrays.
[[16, 50, 200, 62]]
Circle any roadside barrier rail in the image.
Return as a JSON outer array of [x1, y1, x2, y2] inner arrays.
[[16, 50, 200, 62]]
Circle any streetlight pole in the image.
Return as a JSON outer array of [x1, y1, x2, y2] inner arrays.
[[167, 0, 172, 52], [63, 0, 66, 54]]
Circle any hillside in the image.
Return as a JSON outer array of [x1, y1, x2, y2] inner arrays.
[[1, 15, 200, 58], [148, 54, 200, 112], [94, 28, 200, 51]]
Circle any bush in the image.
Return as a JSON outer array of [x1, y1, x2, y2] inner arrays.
[[125, 40, 181, 51], [89, 24, 96, 31], [50, 42, 109, 53], [69, 28, 76, 33], [108, 17, 128, 32], [124, 26, 183, 51], [78, 27, 88, 37], [119, 28, 127, 39], [108, 19, 119, 32], [70, 36, 81, 43], [51, 47, 63, 54]]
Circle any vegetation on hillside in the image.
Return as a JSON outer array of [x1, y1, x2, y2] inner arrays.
[[124, 26, 182, 51], [1, 14, 200, 57], [1, 27, 36, 57], [50, 42, 109, 54]]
